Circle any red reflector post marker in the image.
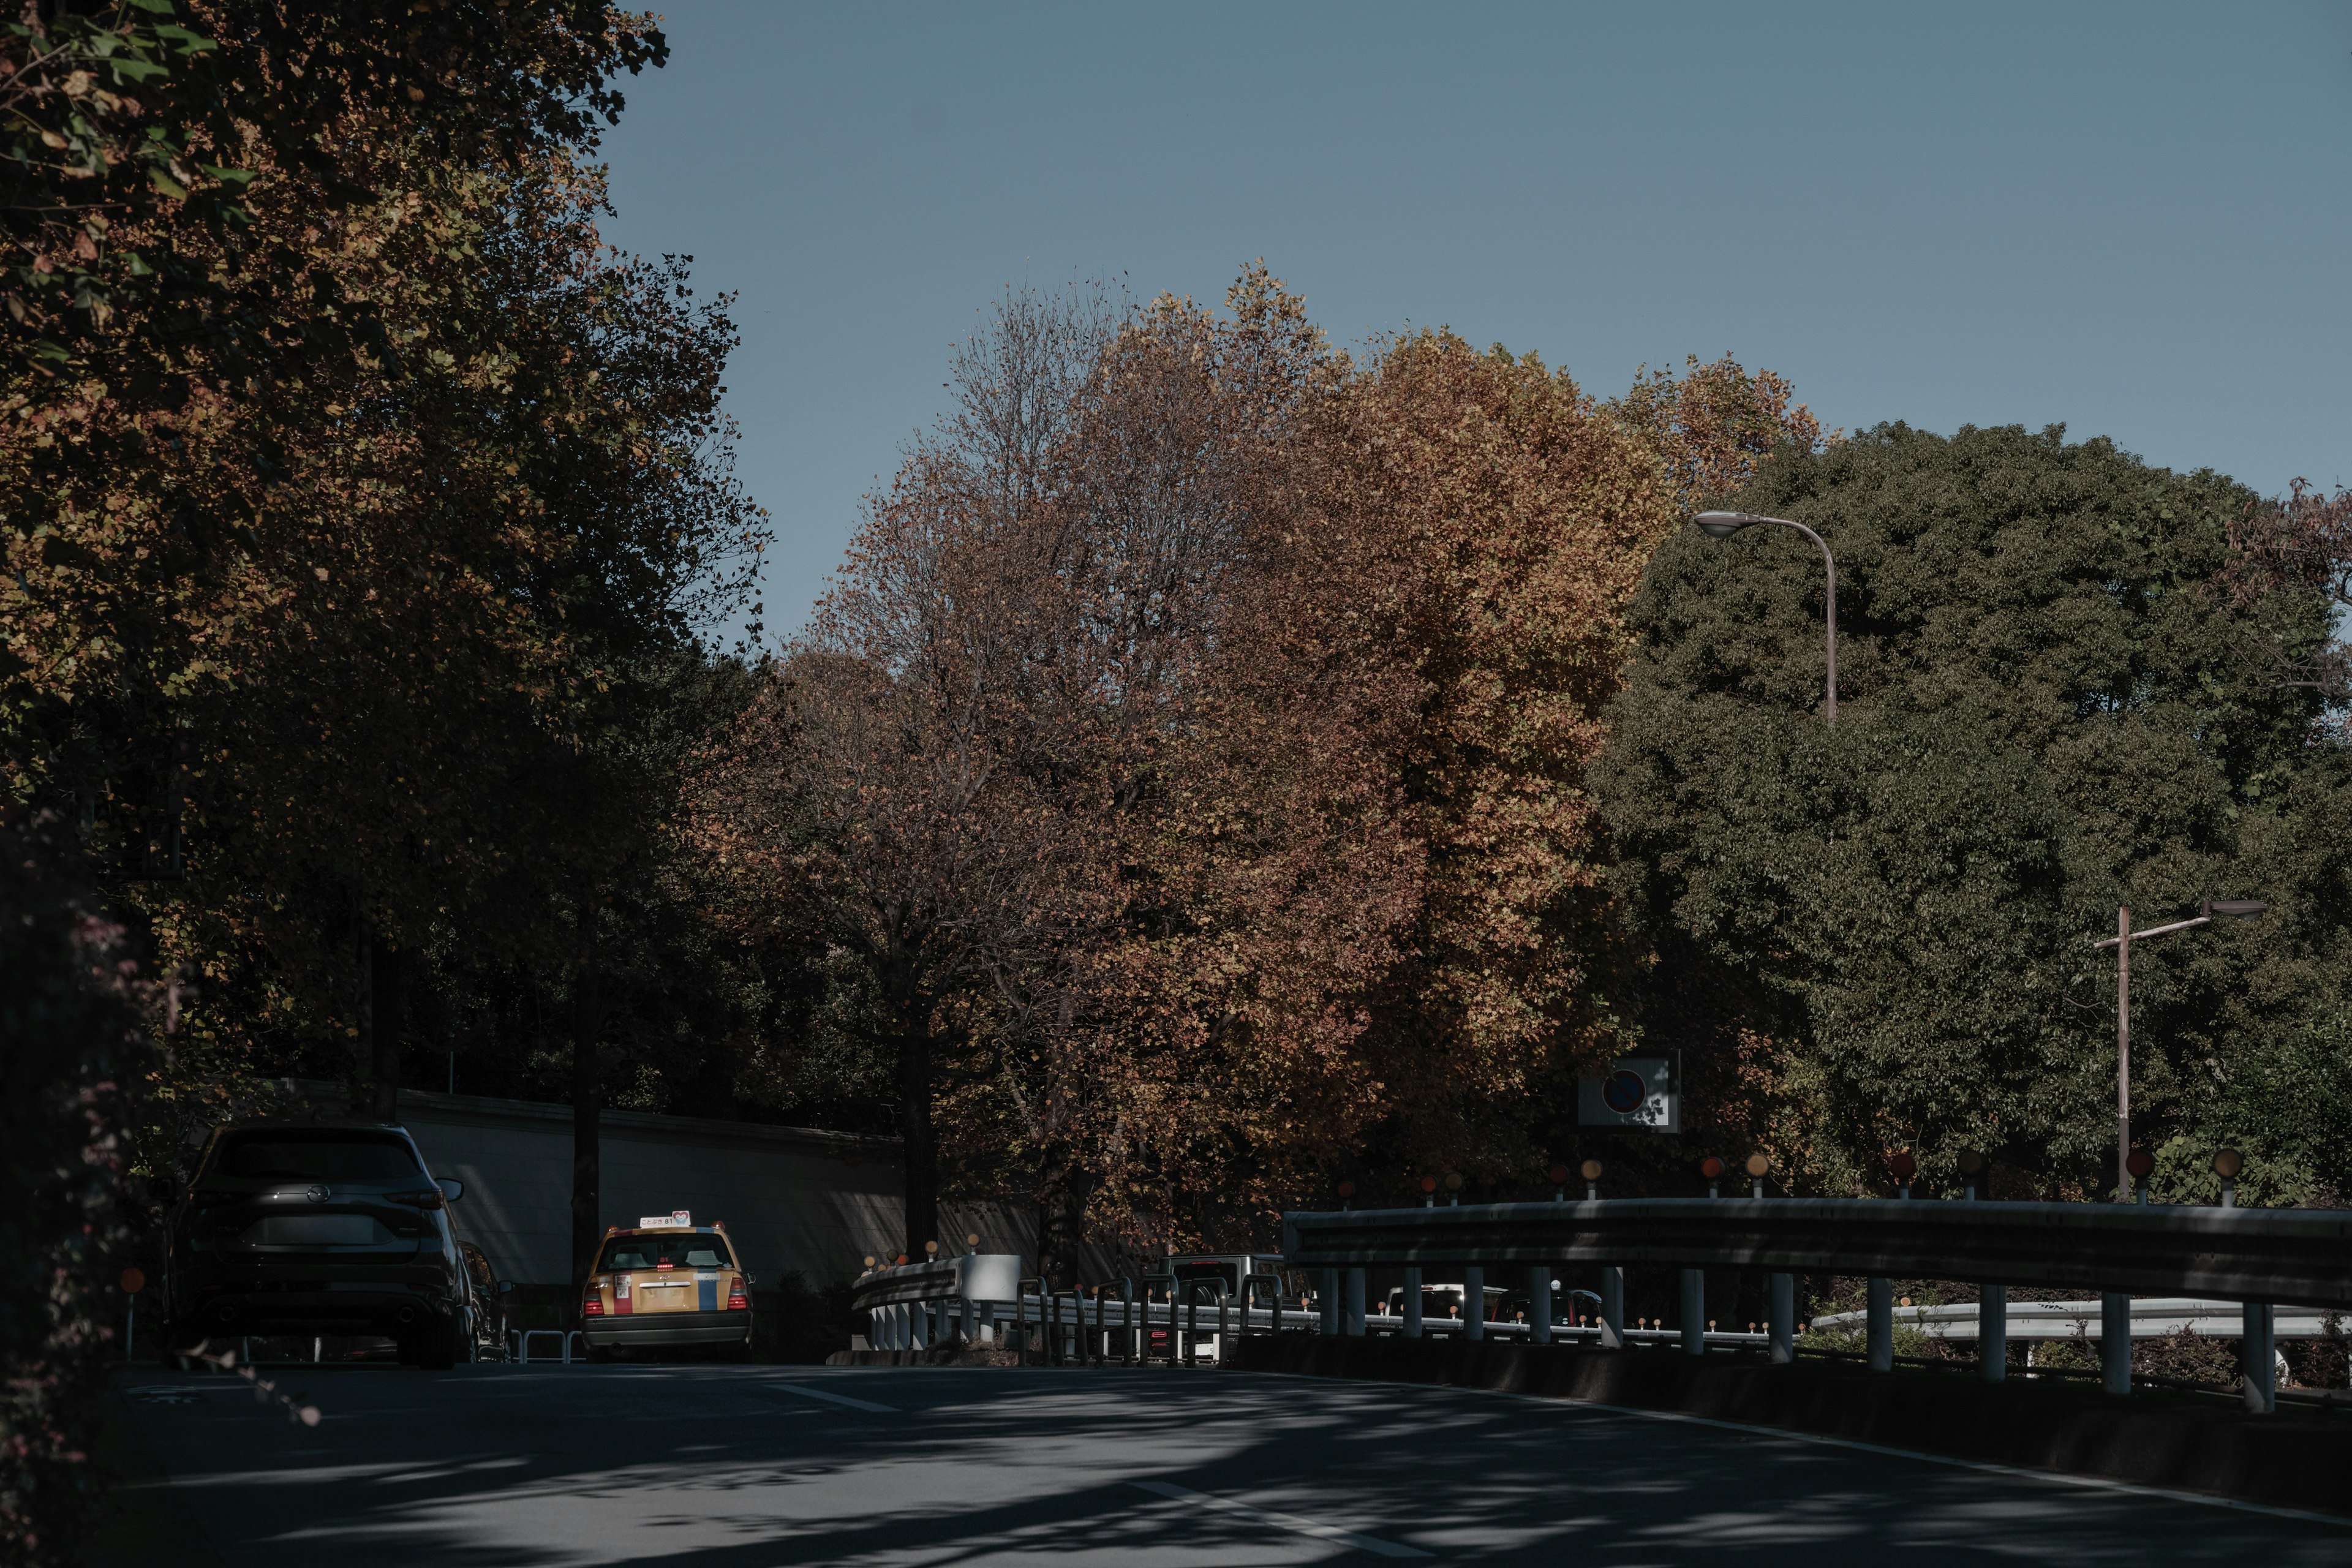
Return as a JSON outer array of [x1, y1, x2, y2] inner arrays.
[[1685, 1158, 1720, 1357], [1747, 1154, 1794, 1363], [121, 1267, 145, 1365]]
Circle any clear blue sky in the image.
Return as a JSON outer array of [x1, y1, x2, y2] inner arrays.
[[595, 1, 2352, 643]]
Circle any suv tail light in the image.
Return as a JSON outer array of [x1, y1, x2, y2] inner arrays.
[[388, 1190, 447, 1210], [726, 1276, 748, 1311], [582, 1285, 604, 1317]]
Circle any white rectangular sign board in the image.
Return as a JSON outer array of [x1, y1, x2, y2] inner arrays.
[[1577, 1055, 1679, 1132]]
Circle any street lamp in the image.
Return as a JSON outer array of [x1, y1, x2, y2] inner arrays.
[[2090, 898, 2266, 1202], [1692, 511, 1838, 727]]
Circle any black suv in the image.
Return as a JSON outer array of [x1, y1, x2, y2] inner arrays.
[[165, 1121, 472, 1368]]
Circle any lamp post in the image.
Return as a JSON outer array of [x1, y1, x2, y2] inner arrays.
[[1693, 511, 1838, 727], [2091, 899, 2266, 1202]]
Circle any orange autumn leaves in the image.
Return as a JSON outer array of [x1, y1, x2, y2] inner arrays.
[[693, 272, 1816, 1251], [1309, 336, 1683, 1158]]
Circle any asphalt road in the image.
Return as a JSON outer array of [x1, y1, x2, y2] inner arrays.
[[91, 1360, 2351, 1566]]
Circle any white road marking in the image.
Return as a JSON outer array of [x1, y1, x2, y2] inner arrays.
[[766, 1382, 897, 1413], [1241, 1370, 2352, 1532], [1570, 1397, 2352, 1531], [1130, 1479, 1431, 1559]]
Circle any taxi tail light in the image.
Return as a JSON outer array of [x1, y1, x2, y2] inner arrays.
[[581, 1286, 604, 1317], [726, 1276, 748, 1311]]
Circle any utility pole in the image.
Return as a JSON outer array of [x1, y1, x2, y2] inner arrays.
[[2092, 899, 2265, 1200]]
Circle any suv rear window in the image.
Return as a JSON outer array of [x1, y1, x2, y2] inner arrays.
[[1172, 1260, 1236, 1292], [211, 1131, 423, 1183], [595, 1233, 737, 1273]]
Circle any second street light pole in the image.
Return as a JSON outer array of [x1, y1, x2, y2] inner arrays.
[[1694, 511, 1836, 726], [2114, 906, 2132, 1204], [2092, 899, 2266, 1201]]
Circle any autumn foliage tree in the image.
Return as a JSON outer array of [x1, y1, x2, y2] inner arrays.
[[2, 12, 769, 1551], [698, 277, 1693, 1264], [1608, 352, 1831, 514], [2, 2, 760, 1129]]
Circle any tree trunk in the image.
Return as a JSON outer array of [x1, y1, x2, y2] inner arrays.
[[350, 922, 402, 1121], [569, 965, 609, 1287], [897, 1016, 938, 1263], [1035, 1142, 1091, 1290], [880, 941, 939, 1262]]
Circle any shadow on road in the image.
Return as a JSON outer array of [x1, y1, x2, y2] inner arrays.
[[98, 1362, 2352, 1566]]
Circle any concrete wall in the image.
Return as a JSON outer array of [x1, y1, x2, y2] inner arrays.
[[281, 1082, 1103, 1287], [287, 1082, 925, 1286]]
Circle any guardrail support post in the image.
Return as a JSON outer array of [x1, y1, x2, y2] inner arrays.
[[1980, 1284, 2007, 1382], [1463, 1264, 1486, 1341], [1866, 1276, 1893, 1371], [1342, 1268, 1366, 1336], [2101, 1292, 2131, 1395], [1530, 1267, 1553, 1345], [2242, 1302, 2275, 1414], [1600, 1265, 1624, 1349], [1681, 1268, 1705, 1356], [1767, 1273, 1794, 1364], [1402, 1267, 1423, 1338], [1319, 1270, 1339, 1336]]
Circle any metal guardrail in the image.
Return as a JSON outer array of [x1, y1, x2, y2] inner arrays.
[[848, 1268, 1775, 1363], [1272, 1195, 2352, 1414], [843, 1196, 2346, 1413], [513, 1329, 582, 1364], [1807, 1297, 2347, 1341], [1278, 1198, 2352, 1309]]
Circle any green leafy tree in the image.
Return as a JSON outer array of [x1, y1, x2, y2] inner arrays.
[[1595, 423, 2348, 1197]]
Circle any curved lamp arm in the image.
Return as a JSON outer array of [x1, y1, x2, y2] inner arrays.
[[1693, 511, 1836, 727]]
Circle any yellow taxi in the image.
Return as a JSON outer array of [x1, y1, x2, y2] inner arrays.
[[579, 1212, 753, 1361]]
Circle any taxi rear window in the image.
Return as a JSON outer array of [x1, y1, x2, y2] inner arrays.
[[595, 1232, 736, 1273]]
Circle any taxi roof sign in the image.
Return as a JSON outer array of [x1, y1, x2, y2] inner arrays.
[[637, 1210, 693, 1229]]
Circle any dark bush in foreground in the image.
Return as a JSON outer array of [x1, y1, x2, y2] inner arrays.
[[0, 815, 157, 1565]]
